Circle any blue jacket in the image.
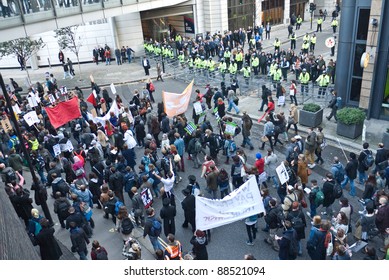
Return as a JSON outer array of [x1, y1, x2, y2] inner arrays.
[[174, 138, 185, 156]]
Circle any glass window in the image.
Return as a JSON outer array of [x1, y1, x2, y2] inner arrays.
[[356, 9, 370, 40], [350, 77, 362, 102], [352, 44, 366, 77]]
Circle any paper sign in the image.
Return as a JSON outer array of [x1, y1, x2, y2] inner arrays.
[[27, 96, 38, 108], [23, 111, 40, 126], [224, 122, 237, 135], [193, 101, 203, 115], [53, 144, 61, 156], [91, 108, 97, 118], [90, 74, 94, 83], [110, 83, 116, 94], [141, 188, 153, 208], [276, 162, 290, 185], [66, 140, 74, 152], [1, 117, 13, 132], [12, 104, 21, 114], [48, 94, 56, 104]]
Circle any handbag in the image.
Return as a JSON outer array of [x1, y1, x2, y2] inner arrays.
[[261, 135, 268, 142], [320, 138, 327, 150], [287, 116, 295, 125], [74, 167, 85, 176]]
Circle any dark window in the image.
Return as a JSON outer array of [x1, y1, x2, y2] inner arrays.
[[353, 44, 366, 77], [350, 77, 362, 102], [357, 9, 370, 40]]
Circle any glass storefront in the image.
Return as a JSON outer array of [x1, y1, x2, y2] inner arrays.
[[227, 0, 255, 31], [261, 0, 284, 25]]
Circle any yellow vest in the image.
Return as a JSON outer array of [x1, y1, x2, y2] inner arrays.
[[299, 72, 310, 84], [310, 37, 317, 44]]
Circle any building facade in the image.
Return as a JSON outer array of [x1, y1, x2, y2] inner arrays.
[[335, 0, 389, 120]]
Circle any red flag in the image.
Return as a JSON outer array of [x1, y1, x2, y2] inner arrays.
[[258, 111, 268, 123], [86, 93, 97, 107], [45, 97, 81, 129]]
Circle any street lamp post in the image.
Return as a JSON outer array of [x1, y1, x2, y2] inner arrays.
[[0, 73, 53, 225]]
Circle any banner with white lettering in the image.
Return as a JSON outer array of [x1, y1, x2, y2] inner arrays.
[[196, 176, 265, 231]]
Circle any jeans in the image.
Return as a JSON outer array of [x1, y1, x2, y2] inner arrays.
[[37, 169, 47, 184], [227, 99, 240, 114], [242, 136, 254, 148], [267, 228, 279, 250], [78, 249, 88, 260], [149, 235, 164, 251], [358, 171, 367, 184], [301, 84, 309, 95], [341, 176, 356, 196], [191, 153, 200, 168], [220, 188, 229, 199], [246, 224, 257, 243], [310, 201, 317, 217], [270, 175, 279, 188]]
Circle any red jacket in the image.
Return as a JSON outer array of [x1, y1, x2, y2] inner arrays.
[[255, 158, 265, 174]]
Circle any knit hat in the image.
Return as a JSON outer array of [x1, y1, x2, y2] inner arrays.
[[256, 153, 262, 159], [195, 230, 205, 238]]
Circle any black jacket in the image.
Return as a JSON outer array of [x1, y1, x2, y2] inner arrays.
[[358, 149, 372, 172], [345, 159, 358, 180], [35, 227, 63, 260], [109, 171, 124, 192], [375, 148, 388, 166], [181, 194, 196, 221], [322, 180, 335, 207], [265, 206, 281, 229], [70, 227, 89, 253]]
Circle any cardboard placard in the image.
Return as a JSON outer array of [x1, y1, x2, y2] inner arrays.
[[193, 101, 203, 115], [224, 122, 237, 135], [1, 117, 13, 132], [23, 111, 40, 126]]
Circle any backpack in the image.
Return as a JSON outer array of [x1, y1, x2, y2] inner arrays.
[[314, 189, 325, 206], [334, 165, 345, 184], [213, 134, 223, 151], [114, 201, 124, 215], [229, 141, 236, 153], [10, 136, 20, 150], [56, 180, 70, 197], [286, 232, 298, 259], [121, 217, 134, 235], [333, 182, 343, 199], [362, 150, 374, 169], [290, 214, 304, 231], [194, 139, 202, 153], [57, 201, 70, 219], [276, 207, 285, 228], [336, 96, 342, 109], [150, 218, 162, 237], [149, 83, 155, 92], [95, 248, 108, 260]]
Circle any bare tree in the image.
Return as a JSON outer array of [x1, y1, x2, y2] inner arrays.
[[54, 25, 83, 75], [0, 37, 45, 84]]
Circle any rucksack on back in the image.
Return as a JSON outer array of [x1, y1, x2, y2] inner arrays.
[[286, 232, 298, 259], [58, 201, 70, 219], [150, 219, 162, 237], [95, 248, 108, 260], [333, 183, 343, 199], [114, 201, 124, 215], [362, 151, 374, 169], [57, 180, 70, 196], [315, 189, 325, 206], [290, 214, 304, 231], [229, 141, 236, 153], [121, 217, 134, 235], [194, 139, 202, 153], [335, 165, 345, 183]]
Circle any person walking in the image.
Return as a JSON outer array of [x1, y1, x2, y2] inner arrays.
[[160, 197, 176, 237], [69, 221, 90, 260], [304, 127, 317, 169], [260, 116, 274, 150], [265, 22, 271, 40], [358, 142, 373, 184], [156, 62, 164, 82], [67, 58, 75, 76], [331, 18, 338, 33], [245, 214, 258, 246], [314, 127, 325, 165], [241, 111, 254, 150], [326, 90, 339, 122], [181, 188, 196, 232], [164, 234, 183, 260], [289, 80, 298, 106], [143, 207, 164, 252], [142, 57, 150, 76], [190, 230, 208, 260], [34, 218, 63, 260], [322, 173, 336, 217], [316, 17, 323, 32], [226, 89, 240, 114]]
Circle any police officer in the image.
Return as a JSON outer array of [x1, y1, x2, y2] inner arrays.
[[310, 33, 317, 52], [299, 68, 310, 96], [290, 32, 296, 50], [272, 64, 282, 89], [316, 71, 330, 98], [207, 57, 216, 78], [316, 17, 323, 32], [224, 47, 231, 67], [219, 58, 227, 80], [251, 53, 259, 76], [302, 40, 310, 55], [296, 15, 303, 30], [273, 38, 281, 52], [228, 59, 238, 82], [241, 64, 251, 86], [331, 18, 338, 33]]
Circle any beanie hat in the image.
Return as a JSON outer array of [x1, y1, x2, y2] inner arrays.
[[256, 153, 262, 159]]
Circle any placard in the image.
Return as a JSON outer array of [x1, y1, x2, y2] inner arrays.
[[110, 83, 116, 94], [66, 139, 74, 152], [53, 144, 61, 156], [23, 111, 40, 126], [48, 94, 56, 104], [193, 101, 203, 115], [12, 104, 21, 114], [224, 122, 237, 135], [276, 162, 290, 185], [1, 117, 13, 132], [141, 188, 153, 208], [27, 96, 38, 108], [198, 112, 206, 125]]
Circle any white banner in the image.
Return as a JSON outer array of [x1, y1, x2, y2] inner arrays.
[[87, 100, 120, 124], [196, 176, 265, 231]]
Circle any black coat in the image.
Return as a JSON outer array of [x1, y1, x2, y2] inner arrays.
[[345, 159, 358, 180], [35, 227, 63, 260], [160, 202, 176, 236], [375, 148, 388, 166], [322, 180, 335, 207], [287, 210, 306, 240], [358, 149, 371, 172], [190, 235, 208, 260], [181, 195, 195, 223], [70, 227, 89, 253], [10, 192, 33, 221]]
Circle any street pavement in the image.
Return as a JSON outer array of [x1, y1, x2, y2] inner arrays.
[[1, 19, 387, 260]]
